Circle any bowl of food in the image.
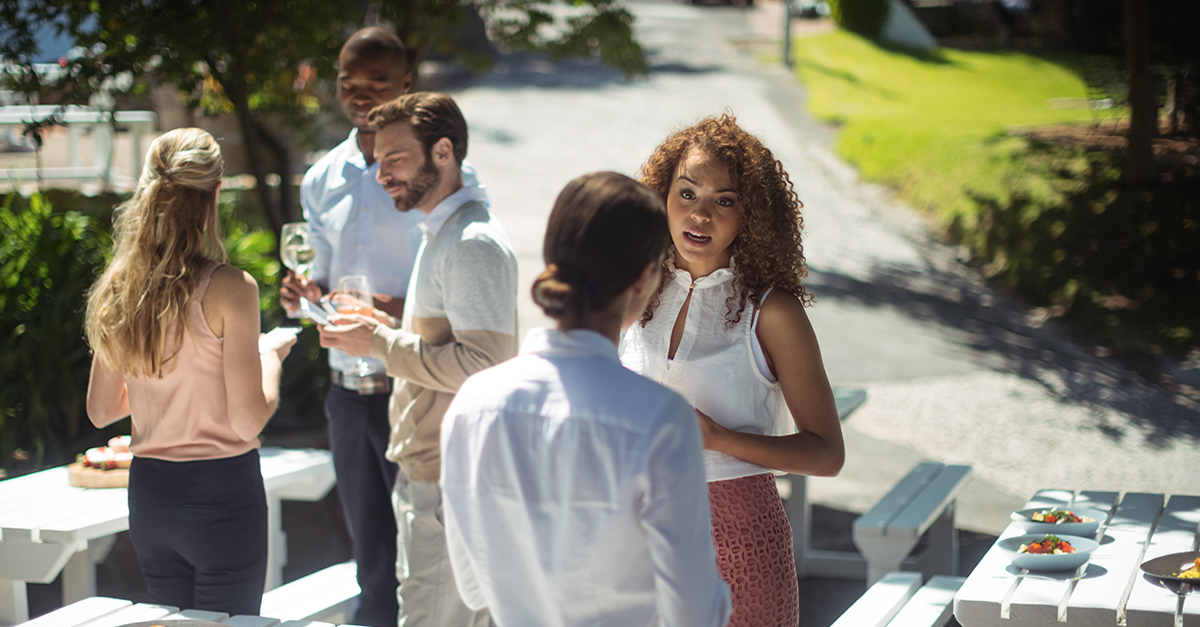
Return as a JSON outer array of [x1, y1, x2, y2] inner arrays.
[[1011, 507, 1105, 537], [1140, 552, 1200, 582], [999, 533, 1099, 571]]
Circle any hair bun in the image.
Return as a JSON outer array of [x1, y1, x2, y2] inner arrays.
[[531, 264, 580, 319]]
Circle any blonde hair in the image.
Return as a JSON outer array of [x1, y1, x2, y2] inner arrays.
[[85, 127, 227, 378]]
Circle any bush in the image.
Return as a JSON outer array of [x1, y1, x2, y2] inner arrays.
[[957, 148, 1200, 353], [0, 192, 111, 471], [829, 0, 891, 38]]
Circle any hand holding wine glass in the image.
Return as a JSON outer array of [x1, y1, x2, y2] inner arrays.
[[336, 275, 375, 376], [280, 222, 315, 277]]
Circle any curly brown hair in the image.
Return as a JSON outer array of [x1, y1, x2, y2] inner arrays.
[[637, 113, 812, 327]]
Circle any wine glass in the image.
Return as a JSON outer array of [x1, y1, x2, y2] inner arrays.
[[336, 275, 375, 377], [280, 222, 315, 277]]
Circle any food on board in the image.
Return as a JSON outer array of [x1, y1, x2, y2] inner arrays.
[[67, 436, 132, 488], [1030, 509, 1092, 524], [1018, 534, 1076, 555]]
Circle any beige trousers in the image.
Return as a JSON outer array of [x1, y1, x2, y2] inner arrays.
[[393, 475, 490, 627]]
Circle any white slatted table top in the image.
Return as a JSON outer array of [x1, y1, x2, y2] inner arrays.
[[0, 448, 332, 571], [954, 490, 1200, 627]]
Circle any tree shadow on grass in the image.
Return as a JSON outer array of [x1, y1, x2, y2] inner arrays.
[[807, 264, 1200, 446], [794, 58, 904, 101]]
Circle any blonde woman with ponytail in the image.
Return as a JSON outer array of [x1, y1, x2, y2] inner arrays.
[[85, 127, 294, 615]]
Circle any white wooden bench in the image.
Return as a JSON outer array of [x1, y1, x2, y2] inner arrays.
[[258, 561, 359, 625], [13, 596, 359, 627], [852, 462, 973, 585], [831, 571, 964, 627]]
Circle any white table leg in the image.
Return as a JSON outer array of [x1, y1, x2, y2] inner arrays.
[[0, 579, 29, 625], [265, 493, 286, 591], [62, 536, 117, 605], [782, 474, 813, 577]]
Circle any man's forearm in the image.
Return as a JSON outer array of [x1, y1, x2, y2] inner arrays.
[[370, 327, 517, 394]]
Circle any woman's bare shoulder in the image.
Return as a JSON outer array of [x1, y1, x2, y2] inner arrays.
[[206, 263, 259, 308], [758, 287, 810, 328]]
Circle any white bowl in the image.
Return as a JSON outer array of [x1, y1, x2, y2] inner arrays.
[[999, 533, 1099, 572], [1010, 507, 1106, 538]]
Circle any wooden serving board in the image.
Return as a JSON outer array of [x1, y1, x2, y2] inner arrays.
[[67, 462, 129, 489]]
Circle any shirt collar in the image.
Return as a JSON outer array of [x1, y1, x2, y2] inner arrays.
[[420, 183, 489, 236], [666, 246, 735, 289], [520, 328, 620, 362], [342, 128, 372, 171]]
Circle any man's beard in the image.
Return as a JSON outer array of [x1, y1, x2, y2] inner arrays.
[[392, 158, 441, 212]]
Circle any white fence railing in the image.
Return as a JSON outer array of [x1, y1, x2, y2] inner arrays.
[[0, 105, 156, 188]]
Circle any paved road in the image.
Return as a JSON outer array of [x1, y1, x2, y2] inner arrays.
[[450, 0, 1200, 538]]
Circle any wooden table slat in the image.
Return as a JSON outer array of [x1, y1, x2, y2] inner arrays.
[[1062, 493, 1161, 626], [1123, 495, 1200, 626], [77, 603, 176, 627]]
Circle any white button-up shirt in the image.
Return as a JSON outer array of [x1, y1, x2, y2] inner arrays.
[[441, 328, 732, 627]]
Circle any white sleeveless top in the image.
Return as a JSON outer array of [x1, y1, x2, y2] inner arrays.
[[620, 257, 795, 482]]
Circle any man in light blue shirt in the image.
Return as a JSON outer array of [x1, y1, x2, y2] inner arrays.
[[280, 27, 483, 627]]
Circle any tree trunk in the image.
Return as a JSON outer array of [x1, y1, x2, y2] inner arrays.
[[256, 121, 296, 225], [1122, 0, 1156, 186], [218, 66, 287, 234]]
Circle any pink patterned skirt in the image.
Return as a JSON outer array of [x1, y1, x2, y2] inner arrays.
[[709, 473, 799, 627]]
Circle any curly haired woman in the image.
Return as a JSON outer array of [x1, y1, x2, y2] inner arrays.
[[621, 114, 845, 627]]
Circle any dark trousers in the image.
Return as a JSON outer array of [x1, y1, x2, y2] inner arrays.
[[326, 383, 401, 627], [128, 450, 268, 616]]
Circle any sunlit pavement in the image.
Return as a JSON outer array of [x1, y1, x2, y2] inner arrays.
[[450, 0, 1200, 539]]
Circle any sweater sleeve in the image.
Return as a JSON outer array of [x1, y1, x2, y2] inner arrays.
[[368, 236, 518, 393]]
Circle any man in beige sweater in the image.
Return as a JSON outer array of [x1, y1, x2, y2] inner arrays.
[[320, 91, 517, 627]]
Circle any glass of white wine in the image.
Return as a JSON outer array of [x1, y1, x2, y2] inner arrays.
[[336, 274, 375, 377], [280, 222, 315, 277]]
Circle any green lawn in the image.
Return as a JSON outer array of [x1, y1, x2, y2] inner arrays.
[[791, 30, 1098, 227]]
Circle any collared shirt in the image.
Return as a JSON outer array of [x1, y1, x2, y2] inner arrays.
[[369, 187, 518, 482], [300, 129, 484, 375], [441, 328, 732, 627]]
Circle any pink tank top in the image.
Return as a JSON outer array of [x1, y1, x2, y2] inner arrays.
[[124, 261, 259, 461]]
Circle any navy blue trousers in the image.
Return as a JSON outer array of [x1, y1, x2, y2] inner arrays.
[[128, 450, 267, 616], [325, 383, 400, 627]]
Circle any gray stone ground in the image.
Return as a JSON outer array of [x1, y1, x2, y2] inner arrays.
[[19, 1, 1200, 625]]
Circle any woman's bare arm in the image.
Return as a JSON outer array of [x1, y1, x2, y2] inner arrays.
[[697, 289, 845, 477], [209, 265, 293, 441], [86, 357, 130, 427]]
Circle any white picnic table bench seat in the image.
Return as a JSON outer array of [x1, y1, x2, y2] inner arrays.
[[258, 561, 359, 625], [832, 570, 965, 627], [13, 594, 368, 627], [853, 461, 974, 585]]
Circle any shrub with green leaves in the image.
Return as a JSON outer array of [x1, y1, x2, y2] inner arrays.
[[0, 192, 111, 470], [828, 0, 890, 38]]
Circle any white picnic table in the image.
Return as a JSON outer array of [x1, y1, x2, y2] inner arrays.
[[954, 489, 1200, 627], [782, 387, 869, 579], [0, 447, 335, 627]]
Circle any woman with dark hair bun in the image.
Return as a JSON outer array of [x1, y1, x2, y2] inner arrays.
[[623, 114, 845, 627], [439, 172, 732, 627]]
